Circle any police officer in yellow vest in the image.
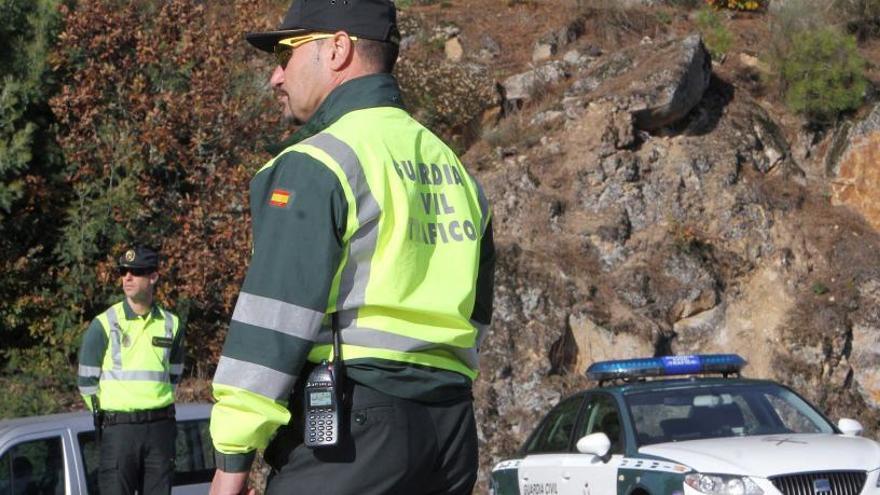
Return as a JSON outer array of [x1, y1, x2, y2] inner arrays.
[[208, 0, 495, 494], [77, 246, 185, 495]]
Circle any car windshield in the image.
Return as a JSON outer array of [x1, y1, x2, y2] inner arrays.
[[625, 383, 836, 446]]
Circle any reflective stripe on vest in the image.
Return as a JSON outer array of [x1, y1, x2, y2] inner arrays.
[[161, 308, 173, 364], [300, 133, 381, 315], [106, 307, 124, 370], [101, 369, 170, 382], [313, 325, 480, 369]]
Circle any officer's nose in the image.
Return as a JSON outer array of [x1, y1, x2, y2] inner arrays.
[[270, 65, 285, 88]]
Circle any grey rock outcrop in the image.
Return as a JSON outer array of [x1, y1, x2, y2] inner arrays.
[[500, 61, 568, 111], [826, 103, 880, 177], [851, 279, 880, 408], [532, 17, 586, 63], [477, 34, 501, 62], [567, 35, 712, 132]]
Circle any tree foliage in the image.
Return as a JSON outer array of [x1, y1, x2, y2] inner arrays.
[[46, 0, 288, 376], [1, 0, 290, 416], [0, 0, 64, 212], [0, 0, 69, 400]]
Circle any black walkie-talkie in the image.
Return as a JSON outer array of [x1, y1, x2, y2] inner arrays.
[[304, 313, 343, 448]]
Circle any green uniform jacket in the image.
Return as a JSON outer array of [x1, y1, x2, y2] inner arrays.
[[77, 299, 185, 412], [210, 73, 495, 472]]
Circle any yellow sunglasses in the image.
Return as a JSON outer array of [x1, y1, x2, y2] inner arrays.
[[273, 33, 359, 69]]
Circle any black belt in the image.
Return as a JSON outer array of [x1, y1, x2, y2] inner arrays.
[[102, 404, 175, 426]]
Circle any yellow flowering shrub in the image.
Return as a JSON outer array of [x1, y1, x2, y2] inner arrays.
[[706, 0, 764, 10]]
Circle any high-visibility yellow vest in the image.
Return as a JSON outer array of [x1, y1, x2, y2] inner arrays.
[[83, 301, 182, 411], [269, 107, 489, 378]]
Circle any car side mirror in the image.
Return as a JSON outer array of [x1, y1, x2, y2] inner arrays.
[[837, 418, 863, 436], [576, 432, 611, 460]]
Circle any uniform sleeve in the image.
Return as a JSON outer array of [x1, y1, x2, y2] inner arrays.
[[169, 316, 185, 385], [210, 150, 347, 472], [77, 318, 107, 410], [471, 219, 495, 350]]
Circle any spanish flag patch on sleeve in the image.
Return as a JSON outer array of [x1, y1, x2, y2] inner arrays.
[[269, 189, 291, 208]]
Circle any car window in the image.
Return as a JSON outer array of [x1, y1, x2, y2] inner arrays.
[[77, 431, 100, 494], [78, 418, 215, 494], [764, 393, 824, 434], [626, 383, 835, 446], [173, 418, 215, 485], [629, 392, 755, 444], [0, 436, 65, 495], [576, 394, 623, 455], [524, 396, 583, 454]]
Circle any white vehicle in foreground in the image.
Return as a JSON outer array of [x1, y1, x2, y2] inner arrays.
[[490, 354, 880, 495], [0, 403, 213, 495]]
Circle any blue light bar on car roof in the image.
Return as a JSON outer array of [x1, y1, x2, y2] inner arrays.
[[586, 354, 747, 382]]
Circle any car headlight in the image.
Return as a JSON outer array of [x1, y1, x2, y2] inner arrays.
[[685, 473, 764, 494]]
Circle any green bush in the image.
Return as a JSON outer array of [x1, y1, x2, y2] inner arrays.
[[766, 0, 821, 57], [695, 7, 733, 60], [0, 373, 79, 418], [779, 28, 867, 124]]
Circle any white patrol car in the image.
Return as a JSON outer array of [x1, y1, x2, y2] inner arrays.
[[490, 354, 880, 495]]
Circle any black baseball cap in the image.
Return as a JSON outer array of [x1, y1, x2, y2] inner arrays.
[[246, 0, 400, 53], [118, 246, 159, 270]]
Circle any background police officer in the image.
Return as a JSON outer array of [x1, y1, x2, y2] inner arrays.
[[77, 245, 185, 495], [208, 0, 495, 494]]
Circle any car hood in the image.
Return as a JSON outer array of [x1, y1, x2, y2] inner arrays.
[[639, 434, 880, 477]]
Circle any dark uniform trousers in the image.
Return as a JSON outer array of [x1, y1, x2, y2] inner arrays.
[[99, 416, 176, 495], [265, 379, 478, 495]]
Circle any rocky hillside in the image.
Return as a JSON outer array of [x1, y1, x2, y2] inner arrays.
[[394, 0, 880, 489]]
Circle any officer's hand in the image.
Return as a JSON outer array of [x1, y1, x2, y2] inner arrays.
[[209, 469, 254, 495]]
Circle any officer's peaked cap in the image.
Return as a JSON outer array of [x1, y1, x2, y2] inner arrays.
[[246, 0, 400, 53], [118, 245, 159, 270]]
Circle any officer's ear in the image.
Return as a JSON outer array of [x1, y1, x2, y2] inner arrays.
[[148, 271, 159, 286], [327, 31, 355, 71]]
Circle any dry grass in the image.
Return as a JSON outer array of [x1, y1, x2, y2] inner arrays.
[[402, 0, 580, 77], [174, 377, 213, 403]]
